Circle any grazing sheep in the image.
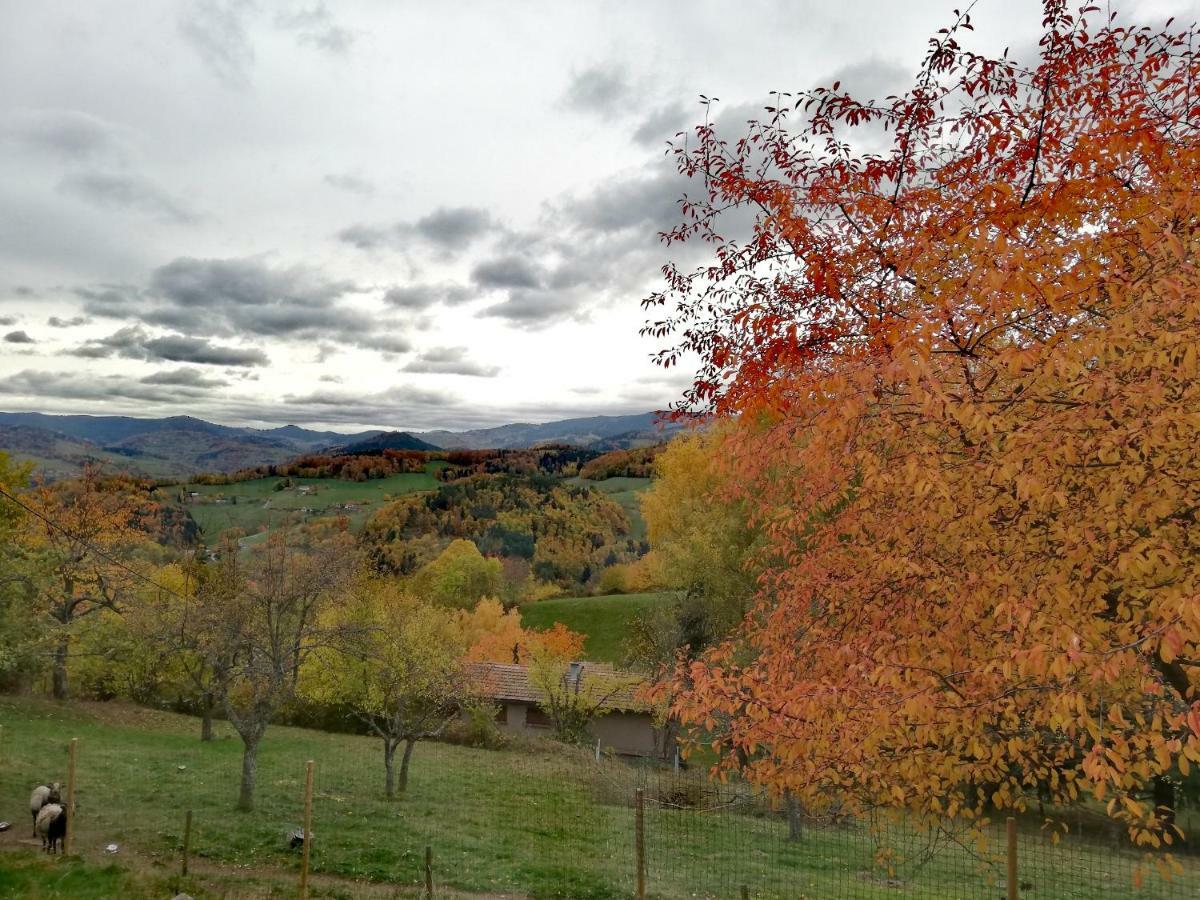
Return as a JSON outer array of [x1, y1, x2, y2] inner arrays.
[[29, 783, 61, 837], [34, 802, 66, 854]]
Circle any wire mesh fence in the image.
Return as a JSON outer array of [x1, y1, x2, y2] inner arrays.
[[0, 702, 1197, 898]]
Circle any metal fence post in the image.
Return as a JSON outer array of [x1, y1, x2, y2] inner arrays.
[[635, 787, 646, 900], [65, 737, 78, 855], [300, 760, 314, 899], [1006, 816, 1018, 900]]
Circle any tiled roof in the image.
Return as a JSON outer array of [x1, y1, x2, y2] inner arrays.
[[466, 661, 651, 712]]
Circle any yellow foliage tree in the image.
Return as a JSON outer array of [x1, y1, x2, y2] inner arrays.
[[306, 578, 467, 798]]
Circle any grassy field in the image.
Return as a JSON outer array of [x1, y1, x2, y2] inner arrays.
[[0, 698, 1195, 899], [570, 477, 652, 541], [168, 462, 447, 544], [520, 592, 673, 664]]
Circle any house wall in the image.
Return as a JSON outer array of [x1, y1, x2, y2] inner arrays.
[[478, 701, 663, 757], [587, 711, 659, 757], [500, 701, 528, 730]]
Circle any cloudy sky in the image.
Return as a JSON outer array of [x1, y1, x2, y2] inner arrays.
[[0, 0, 1189, 432]]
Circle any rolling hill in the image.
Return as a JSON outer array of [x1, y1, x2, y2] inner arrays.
[[416, 412, 678, 450], [0, 410, 675, 480]]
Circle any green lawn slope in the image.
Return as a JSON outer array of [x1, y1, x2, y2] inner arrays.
[[0, 699, 1190, 899], [520, 592, 674, 665]]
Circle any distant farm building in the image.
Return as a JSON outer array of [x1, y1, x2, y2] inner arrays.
[[468, 661, 669, 758]]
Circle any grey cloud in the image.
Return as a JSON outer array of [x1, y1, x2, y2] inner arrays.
[[563, 170, 681, 234], [336, 223, 391, 250], [415, 207, 495, 247], [318, 374, 342, 383], [1, 109, 123, 161], [58, 171, 198, 224], [70, 325, 269, 367], [4, 330, 35, 344], [151, 257, 353, 310], [73, 284, 143, 317], [402, 346, 500, 377], [384, 283, 474, 311], [356, 333, 412, 355], [179, 0, 256, 88], [471, 255, 543, 290], [276, 3, 355, 54], [562, 64, 633, 118], [478, 289, 589, 326], [278, 383, 461, 426], [338, 206, 498, 254], [140, 367, 229, 388], [824, 57, 909, 101], [633, 103, 691, 146], [73, 257, 419, 356], [0, 369, 222, 405], [323, 172, 375, 195], [47, 316, 90, 328], [143, 334, 270, 366], [0, 317, 17, 327], [466, 162, 696, 327], [93, 256, 413, 354]]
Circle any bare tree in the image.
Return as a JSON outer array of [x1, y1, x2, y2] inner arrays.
[[212, 528, 357, 811]]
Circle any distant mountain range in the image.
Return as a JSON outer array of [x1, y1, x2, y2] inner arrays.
[[418, 412, 675, 451], [0, 410, 676, 479]]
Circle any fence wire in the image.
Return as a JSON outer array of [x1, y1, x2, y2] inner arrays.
[[0, 706, 1197, 898]]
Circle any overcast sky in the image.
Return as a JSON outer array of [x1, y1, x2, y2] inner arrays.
[[0, 0, 1190, 432]]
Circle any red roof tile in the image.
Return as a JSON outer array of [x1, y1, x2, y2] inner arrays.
[[466, 661, 650, 712]]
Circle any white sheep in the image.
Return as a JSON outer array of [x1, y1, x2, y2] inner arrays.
[[34, 802, 66, 853], [29, 783, 61, 837]]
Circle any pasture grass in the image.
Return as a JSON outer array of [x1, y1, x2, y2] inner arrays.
[[520, 592, 673, 665], [170, 462, 447, 544], [0, 698, 1195, 899]]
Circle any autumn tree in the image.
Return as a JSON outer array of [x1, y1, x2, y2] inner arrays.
[[20, 467, 146, 699], [214, 528, 357, 810], [306, 579, 468, 798], [460, 597, 527, 663], [648, 1, 1200, 845], [129, 553, 237, 741], [630, 427, 759, 673], [409, 539, 503, 609], [0, 453, 40, 686]]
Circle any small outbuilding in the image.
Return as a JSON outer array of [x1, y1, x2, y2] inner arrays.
[[467, 661, 670, 759]]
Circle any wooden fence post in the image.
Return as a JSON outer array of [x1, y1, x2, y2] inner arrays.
[[424, 844, 433, 899], [635, 787, 646, 900], [64, 737, 78, 855], [1006, 816, 1018, 900], [181, 809, 193, 877], [300, 760, 314, 899], [741, 886, 750, 900]]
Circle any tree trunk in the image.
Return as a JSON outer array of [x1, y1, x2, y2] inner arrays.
[[200, 691, 215, 742], [398, 738, 417, 794], [383, 740, 397, 800], [785, 791, 804, 842], [237, 734, 261, 811], [51, 635, 70, 700]]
